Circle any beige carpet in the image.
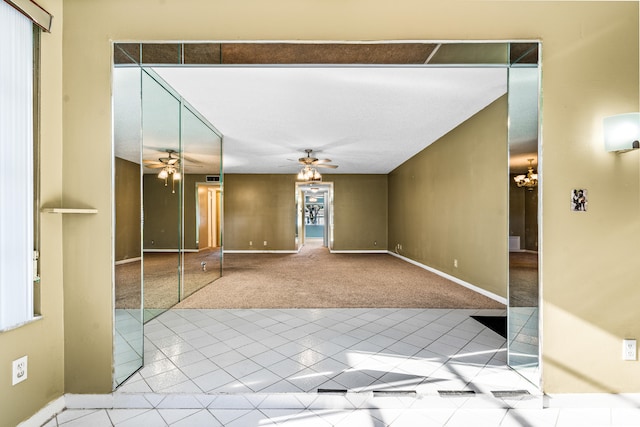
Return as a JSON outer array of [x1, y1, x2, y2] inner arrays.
[[509, 251, 538, 307], [115, 248, 222, 309], [175, 240, 505, 309]]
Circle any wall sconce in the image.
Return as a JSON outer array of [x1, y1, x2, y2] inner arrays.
[[603, 113, 640, 152]]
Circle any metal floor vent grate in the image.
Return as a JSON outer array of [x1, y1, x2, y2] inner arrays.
[[317, 388, 348, 394], [373, 390, 417, 397], [438, 390, 476, 397], [491, 390, 532, 398]]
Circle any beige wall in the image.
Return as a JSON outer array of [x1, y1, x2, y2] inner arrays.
[[198, 185, 209, 249], [0, 0, 65, 425], [389, 96, 508, 298], [224, 174, 298, 250], [0, 4, 634, 423], [142, 174, 210, 250], [223, 174, 388, 251], [115, 157, 141, 261], [331, 174, 388, 251]]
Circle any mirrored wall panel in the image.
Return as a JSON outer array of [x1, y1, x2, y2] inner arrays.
[[180, 102, 223, 299], [507, 60, 540, 386], [141, 70, 182, 322], [113, 65, 144, 388], [113, 47, 223, 389]]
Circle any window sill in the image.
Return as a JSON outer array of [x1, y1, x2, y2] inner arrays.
[[0, 315, 43, 334]]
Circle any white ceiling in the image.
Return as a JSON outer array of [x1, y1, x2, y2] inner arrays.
[[151, 66, 509, 174], [114, 66, 536, 175]]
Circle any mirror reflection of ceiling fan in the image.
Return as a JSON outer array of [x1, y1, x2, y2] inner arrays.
[[143, 150, 183, 192], [295, 149, 338, 182], [143, 149, 180, 169]]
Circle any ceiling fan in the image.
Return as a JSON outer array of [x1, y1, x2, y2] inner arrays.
[[297, 149, 338, 169], [143, 149, 180, 169], [294, 149, 338, 182]]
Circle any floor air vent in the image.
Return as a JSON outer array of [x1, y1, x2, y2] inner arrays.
[[438, 390, 476, 397], [317, 388, 347, 394], [373, 390, 417, 397], [491, 390, 532, 398]]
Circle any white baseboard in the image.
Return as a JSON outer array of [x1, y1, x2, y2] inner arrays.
[[330, 249, 388, 254], [223, 250, 298, 254], [115, 257, 141, 265], [17, 396, 65, 427], [143, 249, 198, 253], [388, 251, 507, 305], [544, 393, 640, 408]]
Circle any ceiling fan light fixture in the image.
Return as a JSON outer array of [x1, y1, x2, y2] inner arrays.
[[158, 169, 169, 179], [297, 165, 322, 182]]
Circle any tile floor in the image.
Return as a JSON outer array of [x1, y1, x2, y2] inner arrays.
[[43, 308, 640, 426]]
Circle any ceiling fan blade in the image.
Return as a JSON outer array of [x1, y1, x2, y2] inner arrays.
[[314, 158, 332, 164], [182, 154, 203, 164], [316, 164, 338, 169], [143, 163, 167, 169]]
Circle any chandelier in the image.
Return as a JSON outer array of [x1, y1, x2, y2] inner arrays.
[[514, 159, 538, 190], [158, 165, 181, 193], [297, 165, 322, 182]]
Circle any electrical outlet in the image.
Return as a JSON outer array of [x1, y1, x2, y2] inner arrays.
[[623, 339, 637, 361], [249, 241, 252, 246], [263, 241, 267, 246], [454, 259, 458, 268], [12, 356, 27, 386], [374, 240, 377, 246]]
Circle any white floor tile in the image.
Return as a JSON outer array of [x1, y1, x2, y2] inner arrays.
[[107, 408, 150, 424], [112, 409, 168, 426], [611, 408, 640, 426], [58, 410, 113, 427], [499, 408, 560, 427], [445, 408, 508, 427], [170, 409, 222, 426], [57, 409, 105, 425], [192, 369, 236, 392], [209, 409, 261, 426], [234, 368, 282, 392], [556, 408, 612, 427]]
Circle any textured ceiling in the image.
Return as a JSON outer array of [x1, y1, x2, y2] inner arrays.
[[151, 66, 508, 174]]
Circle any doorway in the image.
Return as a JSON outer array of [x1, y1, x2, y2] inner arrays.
[[296, 182, 333, 250], [197, 183, 222, 250]]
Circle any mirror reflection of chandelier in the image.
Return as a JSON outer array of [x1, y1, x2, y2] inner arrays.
[[514, 158, 538, 190], [158, 165, 181, 193], [297, 165, 322, 182]]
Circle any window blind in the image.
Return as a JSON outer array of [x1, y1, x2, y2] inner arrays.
[[0, 0, 34, 330]]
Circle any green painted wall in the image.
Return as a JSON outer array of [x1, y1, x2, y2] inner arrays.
[[389, 95, 508, 298]]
